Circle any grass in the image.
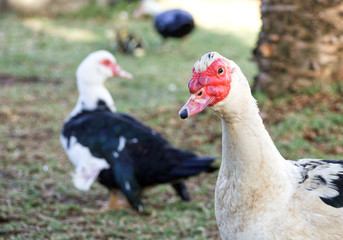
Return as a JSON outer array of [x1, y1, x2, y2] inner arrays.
[[1, 1, 343, 239]]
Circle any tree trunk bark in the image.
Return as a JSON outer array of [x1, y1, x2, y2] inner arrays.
[[253, 0, 343, 96]]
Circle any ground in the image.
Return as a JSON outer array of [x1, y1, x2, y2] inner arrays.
[[1, 0, 343, 239]]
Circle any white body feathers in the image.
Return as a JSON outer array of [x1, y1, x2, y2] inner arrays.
[[191, 54, 343, 240]]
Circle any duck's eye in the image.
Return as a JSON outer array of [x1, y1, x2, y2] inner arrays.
[[218, 67, 224, 75], [197, 91, 203, 97], [102, 59, 111, 66]]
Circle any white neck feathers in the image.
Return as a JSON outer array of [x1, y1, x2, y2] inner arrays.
[[78, 83, 115, 111], [66, 79, 115, 121], [213, 63, 293, 213]]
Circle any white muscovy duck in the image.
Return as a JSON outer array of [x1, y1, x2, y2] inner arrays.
[[179, 52, 343, 239], [60, 50, 217, 212]]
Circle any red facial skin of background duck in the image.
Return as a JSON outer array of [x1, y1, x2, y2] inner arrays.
[[101, 59, 119, 76], [188, 59, 234, 106], [101, 59, 133, 80]]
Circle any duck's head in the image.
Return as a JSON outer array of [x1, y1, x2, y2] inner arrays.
[[179, 52, 252, 120], [76, 50, 132, 86]]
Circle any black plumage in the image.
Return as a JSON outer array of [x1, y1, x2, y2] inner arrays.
[[61, 101, 216, 211], [154, 9, 195, 39], [320, 160, 343, 208]]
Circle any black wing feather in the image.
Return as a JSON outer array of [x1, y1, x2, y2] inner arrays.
[[62, 108, 217, 210], [294, 159, 343, 208], [62, 109, 216, 186], [110, 150, 143, 211], [319, 160, 343, 207]]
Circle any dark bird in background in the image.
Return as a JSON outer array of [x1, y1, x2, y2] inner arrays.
[[154, 9, 194, 39], [108, 27, 146, 57], [134, 0, 195, 40], [60, 50, 217, 212]]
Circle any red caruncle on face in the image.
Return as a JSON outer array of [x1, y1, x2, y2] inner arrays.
[[188, 58, 233, 106]]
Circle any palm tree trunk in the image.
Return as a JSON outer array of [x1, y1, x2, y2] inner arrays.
[[253, 0, 343, 96]]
